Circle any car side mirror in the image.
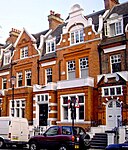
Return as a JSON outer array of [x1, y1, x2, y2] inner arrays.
[[43, 133, 46, 136]]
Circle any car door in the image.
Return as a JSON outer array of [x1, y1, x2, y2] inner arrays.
[[44, 126, 60, 149]]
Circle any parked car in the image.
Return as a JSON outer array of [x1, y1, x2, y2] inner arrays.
[[105, 141, 128, 150], [29, 125, 90, 150]]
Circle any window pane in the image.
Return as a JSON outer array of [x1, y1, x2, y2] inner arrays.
[[68, 60, 75, 80], [110, 88, 115, 95], [80, 29, 84, 42], [75, 31, 79, 43], [79, 106, 84, 119], [45, 95, 48, 101], [104, 88, 109, 96], [38, 95, 40, 102], [3, 78, 7, 89], [78, 96, 84, 103], [116, 87, 121, 95], [26, 70, 31, 86], [21, 46, 28, 58], [71, 29, 84, 45], [41, 95, 44, 101], [110, 23, 115, 36], [21, 108, 25, 118], [108, 101, 113, 108], [116, 22, 122, 35], [71, 32, 74, 44], [63, 97, 68, 104], [116, 101, 121, 107], [47, 68, 52, 83], [64, 107, 68, 119], [111, 54, 121, 73]]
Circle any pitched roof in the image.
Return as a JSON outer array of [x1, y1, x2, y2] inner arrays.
[[52, 23, 67, 44], [107, 1, 128, 18], [86, 9, 105, 26], [32, 29, 50, 47]]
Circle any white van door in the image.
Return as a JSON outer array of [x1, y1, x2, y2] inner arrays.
[[10, 119, 21, 141], [19, 119, 29, 142]]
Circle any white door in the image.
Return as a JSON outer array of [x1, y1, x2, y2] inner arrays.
[[106, 100, 122, 128]]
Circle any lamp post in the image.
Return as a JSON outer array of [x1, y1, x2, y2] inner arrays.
[[11, 76, 16, 117], [68, 98, 80, 127], [71, 99, 75, 127]]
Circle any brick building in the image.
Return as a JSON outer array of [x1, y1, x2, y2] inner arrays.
[[0, 0, 127, 132]]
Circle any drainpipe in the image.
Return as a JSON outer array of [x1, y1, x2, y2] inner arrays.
[[37, 60, 40, 85], [98, 44, 102, 74], [58, 60, 61, 81]]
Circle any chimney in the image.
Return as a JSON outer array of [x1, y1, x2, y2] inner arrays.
[[104, 0, 119, 10], [6, 28, 21, 44], [48, 10, 63, 30]]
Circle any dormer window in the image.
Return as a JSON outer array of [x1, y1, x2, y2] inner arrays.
[[4, 52, 11, 65], [46, 39, 56, 54], [110, 21, 122, 36], [104, 14, 123, 37], [20, 46, 28, 59], [70, 24, 84, 45]]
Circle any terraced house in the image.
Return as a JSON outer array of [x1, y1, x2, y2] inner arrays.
[[0, 0, 128, 138]]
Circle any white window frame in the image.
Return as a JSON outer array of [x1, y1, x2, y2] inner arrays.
[[25, 70, 31, 86], [60, 94, 85, 122], [45, 68, 52, 84], [102, 85, 123, 97], [20, 46, 28, 59], [67, 60, 76, 80], [2, 78, 7, 89], [105, 14, 123, 37], [4, 52, 11, 65], [10, 99, 26, 117], [37, 94, 49, 103], [110, 54, 121, 73], [79, 57, 88, 78], [46, 38, 56, 54], [70, 28, 84, 45], [17, 72, 23, 87], [35, 94, 49, 126]]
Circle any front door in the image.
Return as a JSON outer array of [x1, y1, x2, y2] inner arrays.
[[39, 104, 48, 126], [106, 100, 122, 128]]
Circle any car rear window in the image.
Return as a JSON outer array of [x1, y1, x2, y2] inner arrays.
[[62, 126, 72, 135], [73, 127, 85, 135]]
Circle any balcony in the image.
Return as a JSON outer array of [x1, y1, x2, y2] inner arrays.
[[57, 77, 94, 89]]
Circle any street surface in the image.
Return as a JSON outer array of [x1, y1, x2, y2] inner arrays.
[[0, 145, 28, 149]]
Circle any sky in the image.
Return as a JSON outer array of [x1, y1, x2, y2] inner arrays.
[[0, 0, 127, 44]]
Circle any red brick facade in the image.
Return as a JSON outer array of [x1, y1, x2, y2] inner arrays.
[[0, 0, 127, 131]]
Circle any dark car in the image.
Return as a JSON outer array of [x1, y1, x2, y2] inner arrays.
[[29, 125, 90, 150], [106, 141, 128, 150]]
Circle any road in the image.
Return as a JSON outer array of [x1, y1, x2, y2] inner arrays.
[[0, 145, 29, 150]]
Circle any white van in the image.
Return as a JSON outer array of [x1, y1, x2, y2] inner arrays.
[[0, 116, 30, 148]]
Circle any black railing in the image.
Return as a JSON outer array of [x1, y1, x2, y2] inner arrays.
[[91, 119, 102, 127]]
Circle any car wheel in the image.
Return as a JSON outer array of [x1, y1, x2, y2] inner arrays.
[[29, 141, 39, 150], [0, 139, 5, 148], [58, 144, 68, 150]]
